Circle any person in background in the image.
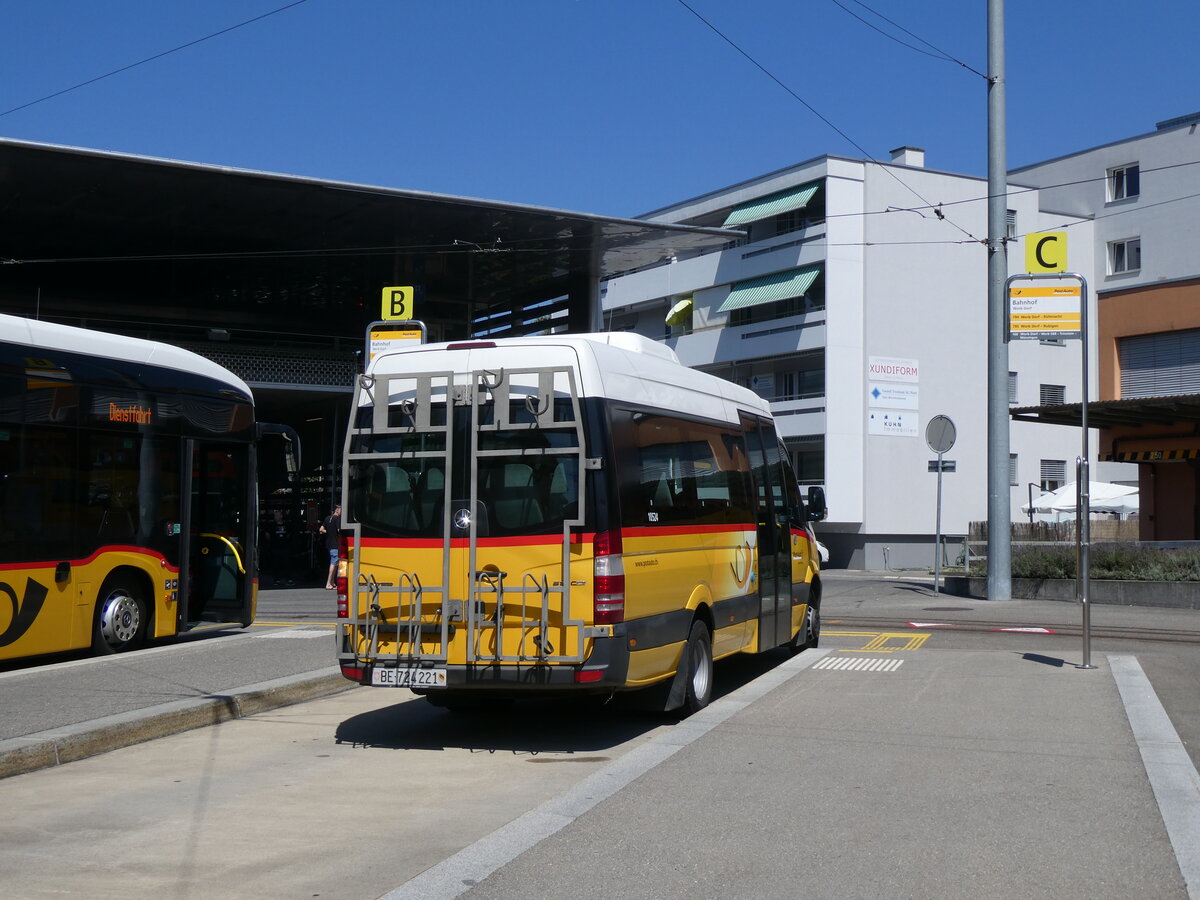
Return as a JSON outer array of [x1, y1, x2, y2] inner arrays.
[[319, 503, 341, 590]]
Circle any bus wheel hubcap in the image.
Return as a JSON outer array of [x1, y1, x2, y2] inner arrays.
[[691, 641, 711, 698], [101, 594, 140, 645]]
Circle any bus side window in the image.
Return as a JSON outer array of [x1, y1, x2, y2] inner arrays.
[[777, 442, 807, 526]]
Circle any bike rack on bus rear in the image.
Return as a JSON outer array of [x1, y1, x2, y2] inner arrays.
[[340, 364, 595, 671]]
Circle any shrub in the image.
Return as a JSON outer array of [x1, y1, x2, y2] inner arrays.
[[973, 543, 1200, 581]]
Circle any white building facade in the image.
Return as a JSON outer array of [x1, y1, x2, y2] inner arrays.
[[603, 148, 1096, 568]]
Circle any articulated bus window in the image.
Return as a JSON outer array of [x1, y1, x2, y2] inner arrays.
[[0, 425, 77, 563]]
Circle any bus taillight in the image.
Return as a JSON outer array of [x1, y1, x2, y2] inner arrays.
[[593, 528, 625, 624], [336, 533, 352, 618]]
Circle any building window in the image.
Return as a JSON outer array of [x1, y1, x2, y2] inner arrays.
[[1108, 163, 1140, 202], [789, 438, 825, 485], [1008, 371, 1018, 405], [1009, 454, 1018, 486], [773, 365, 825, 400], [1109, 237, 1141, 274], [728, 286, 824, 327], [1006, 210, 1017, 240], [1040, 383, 1066, 405], [774, 209, 818, 236], [1040, 459, 1067, 492], [1119, 328, 1200, 398]]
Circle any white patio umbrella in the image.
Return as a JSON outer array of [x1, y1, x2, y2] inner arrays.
[[1022, 481, 1139, 515]]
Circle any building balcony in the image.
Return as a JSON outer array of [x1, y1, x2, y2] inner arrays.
[[769, 396, 826, 439], [603, 225, 828, 311], [668, 313, 826, 368]]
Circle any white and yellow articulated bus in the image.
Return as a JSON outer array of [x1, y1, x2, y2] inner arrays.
[[0, 314, 297, 664], [336, 332, 826, 714]]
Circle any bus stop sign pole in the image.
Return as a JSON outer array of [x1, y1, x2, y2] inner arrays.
[[1006, 271, 1093, 669]]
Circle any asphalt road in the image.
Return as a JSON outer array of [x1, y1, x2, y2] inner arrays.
[[1, 573, 1198, 898]]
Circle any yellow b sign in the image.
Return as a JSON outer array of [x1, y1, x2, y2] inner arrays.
[[1025, 232, 1067, 273], [381, 286, 415, 321]]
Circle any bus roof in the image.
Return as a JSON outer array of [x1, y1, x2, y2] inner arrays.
[[1, 314, 252, 400], [368, 332, 773, 423]]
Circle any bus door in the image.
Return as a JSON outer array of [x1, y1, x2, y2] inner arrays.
[[180, 441, 254, 627], [743, 416, 792, 650]]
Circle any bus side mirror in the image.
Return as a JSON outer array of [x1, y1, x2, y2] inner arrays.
[[806, 486, 827, 522]]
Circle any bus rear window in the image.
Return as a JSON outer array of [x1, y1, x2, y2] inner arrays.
[[349, 453, 582, 539], [349, 459, 447, 538]]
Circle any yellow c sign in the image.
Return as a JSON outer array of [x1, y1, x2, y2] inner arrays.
[[381, 286, 415, 321], [1025, 231, 1067, 273]]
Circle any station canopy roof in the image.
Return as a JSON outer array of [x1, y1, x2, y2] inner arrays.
[[0, 138, 742, 344], [1010, 394, 1200, 429]]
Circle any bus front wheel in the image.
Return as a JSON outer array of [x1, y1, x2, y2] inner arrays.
[[92, 581, 147, 654], [681, 621, 713, 715], [791, 601, 820, 654]]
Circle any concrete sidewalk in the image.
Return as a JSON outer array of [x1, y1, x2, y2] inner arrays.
[[0, 666, 348, 779], [389, 643, 1200, 899], [0, 623, 350, 779]]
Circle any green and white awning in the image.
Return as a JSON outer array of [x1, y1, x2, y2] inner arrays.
[[717, 265, 822, 313], [722, 182, 820, 227]]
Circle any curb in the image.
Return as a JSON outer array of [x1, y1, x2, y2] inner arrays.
[[0, 667, 354, 780]]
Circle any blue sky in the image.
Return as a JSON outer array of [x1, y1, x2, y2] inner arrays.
[[2, 1, 1196, 218]]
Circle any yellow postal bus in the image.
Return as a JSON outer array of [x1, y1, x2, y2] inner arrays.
[[0, 314, 293, 662], [336, 332, 825, 713]]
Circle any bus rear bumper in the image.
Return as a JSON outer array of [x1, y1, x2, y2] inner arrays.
[[341, 635, 630, 694]]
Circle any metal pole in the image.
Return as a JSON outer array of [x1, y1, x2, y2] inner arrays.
[[1078, 280, 1095, 669], [934, 451, 944, 594], [986, 0, 1012, 601]]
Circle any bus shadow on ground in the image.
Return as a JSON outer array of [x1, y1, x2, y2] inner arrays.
[[333, 649, 792, 755]]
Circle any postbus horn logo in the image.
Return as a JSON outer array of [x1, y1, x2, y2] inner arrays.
[[0, 578, 49, 647]]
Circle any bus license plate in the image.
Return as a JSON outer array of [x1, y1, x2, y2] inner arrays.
[[372, 666, 447, 688]]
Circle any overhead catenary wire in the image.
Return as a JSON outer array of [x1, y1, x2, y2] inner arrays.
[[673, 0, 983, 245], [0, 1, 311, 119], [831, 0, 989, 79]]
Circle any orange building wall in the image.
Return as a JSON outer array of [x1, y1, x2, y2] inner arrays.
[[1099, 277, 1200, 400], [1099, 279, 1200, 540]]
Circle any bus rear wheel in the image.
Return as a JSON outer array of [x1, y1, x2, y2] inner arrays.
[[92, 581, 147, 655], [681, 621, 713, 715]]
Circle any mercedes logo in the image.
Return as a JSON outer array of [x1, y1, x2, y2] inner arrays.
[[453, 508, 472, 530]]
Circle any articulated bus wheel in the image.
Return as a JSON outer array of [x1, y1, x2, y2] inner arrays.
[[92, 581, 147, 655]]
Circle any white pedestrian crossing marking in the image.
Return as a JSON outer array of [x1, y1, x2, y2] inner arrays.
[[813, 656, 904, 672]]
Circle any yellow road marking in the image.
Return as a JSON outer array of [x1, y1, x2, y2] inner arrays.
[[823, 629, 931, 653]]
